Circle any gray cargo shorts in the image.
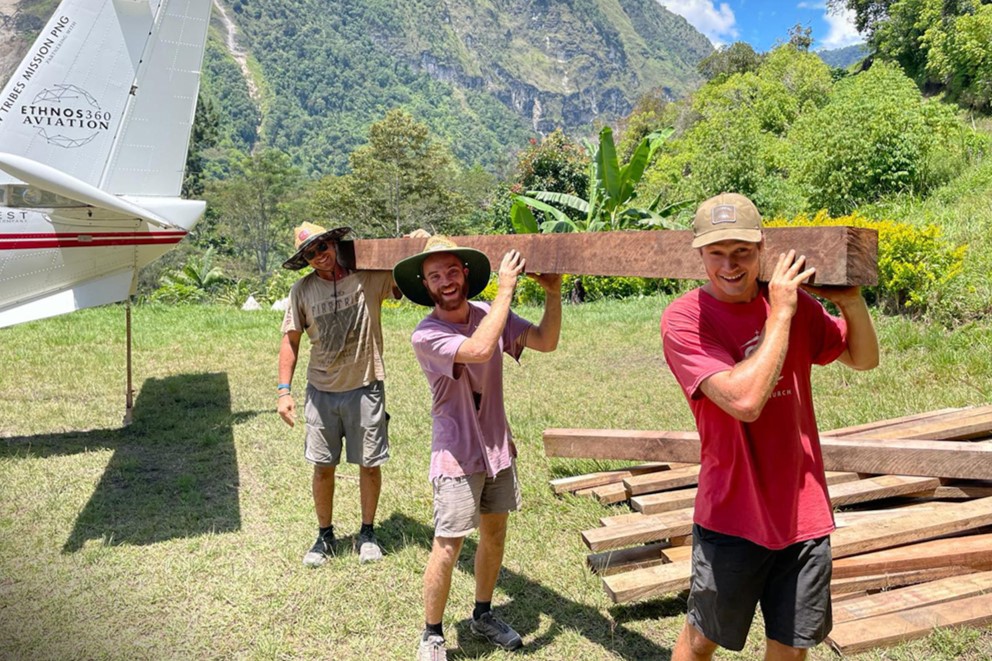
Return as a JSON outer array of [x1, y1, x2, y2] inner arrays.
[[303, 381, 389, 467]]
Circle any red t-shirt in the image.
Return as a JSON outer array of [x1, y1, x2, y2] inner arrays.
[[661, 286, 847, 550]]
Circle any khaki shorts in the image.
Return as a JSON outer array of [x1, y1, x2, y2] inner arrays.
[[303, 382, 389, 467], [432, 461, 521, 538]]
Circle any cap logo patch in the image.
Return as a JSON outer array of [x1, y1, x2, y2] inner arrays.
[[711, 204, 737, 225], [298, 229, 311, 241]]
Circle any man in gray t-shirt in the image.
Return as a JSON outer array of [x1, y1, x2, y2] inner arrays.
[[278, 222, 427, 568], [393, 236, 562, 661]]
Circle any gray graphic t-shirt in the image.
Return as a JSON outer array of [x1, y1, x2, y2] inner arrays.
[[282, 270, 394, 392]]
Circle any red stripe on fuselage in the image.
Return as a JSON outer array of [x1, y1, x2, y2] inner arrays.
[[0, 231, 187, 249]]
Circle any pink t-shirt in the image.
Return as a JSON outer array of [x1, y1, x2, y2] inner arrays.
[[661, 287, 847, 549], [412, 302, 533, 481]]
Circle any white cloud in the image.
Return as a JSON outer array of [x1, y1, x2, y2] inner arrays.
[[818, 6, 863, 49], [657, 0, 739, 48]]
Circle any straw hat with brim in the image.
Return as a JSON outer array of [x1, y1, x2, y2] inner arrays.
[[393, 235, 491, 307], [283, 222, 352, 270]]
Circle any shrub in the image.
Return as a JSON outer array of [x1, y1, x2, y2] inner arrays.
[[766, 211, 967, 315], [786, 62, 977, 214], [148, 281, 207, 305], [513, 274, 672, 306]]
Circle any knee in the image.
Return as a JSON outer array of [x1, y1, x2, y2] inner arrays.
[[480, 513, 508, 540], [766, 639, 807, 661], [313, 465, 335, 481], [431, 537, 463, 565], [685, 624, 718, 657], [359, 465, 380, 479]]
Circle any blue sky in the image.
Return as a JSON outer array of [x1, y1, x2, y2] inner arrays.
[[656, 0, 864, 52]]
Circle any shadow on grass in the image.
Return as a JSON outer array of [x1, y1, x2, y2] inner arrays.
[[0, 373, 241, 552], [376, 512, 677, 661]]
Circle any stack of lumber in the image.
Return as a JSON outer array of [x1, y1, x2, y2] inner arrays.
[[544, 405, 992, 655]]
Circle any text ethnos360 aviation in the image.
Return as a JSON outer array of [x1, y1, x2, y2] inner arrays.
[[0, 0, 212, 328]]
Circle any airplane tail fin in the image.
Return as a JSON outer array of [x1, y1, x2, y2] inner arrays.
[[0, 0, 211, 197]]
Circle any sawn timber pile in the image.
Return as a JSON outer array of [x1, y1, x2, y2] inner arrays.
[[544, 404, 992, 656]]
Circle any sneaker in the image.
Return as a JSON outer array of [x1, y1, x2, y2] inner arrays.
[[470, 611, 523, 651], [357, 529, 383, 564], [417, 632, 447, 661], [302, 532, 334, 567]]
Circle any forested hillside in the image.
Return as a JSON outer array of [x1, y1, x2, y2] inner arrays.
[[213, 0, 712, 174], [0, 0, 712, 175], [816, 43, 868, 69]]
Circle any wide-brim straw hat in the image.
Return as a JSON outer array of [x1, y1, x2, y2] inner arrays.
[[392, 235, 491, 307], [282, 222, 352, 270]]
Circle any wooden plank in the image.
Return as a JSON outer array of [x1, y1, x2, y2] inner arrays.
[[602, 560, 693, 604], [827, 475, 940, 507], [632, 487, 698, 515], [630, 471, 860, 515], [831, 497, 992, 559], [820, 436, 992, 479], [545, 429, 702, 463], [826, 593, 992, 655], [832, 571, 992, 624], [583, 508, 695, 551], [934, 485, 992, 499], [830, 567, 977, 595], [832, 533, 992, 579], [831, 405, 992, 442], [590, 482, 629, 505], [827, 407, 967, 437], [586, 543, 668, 576], [543, 429, 992, 480], [549, 463, 668, 494], [608, 476, 932, 530], [623, 465, 701, 496], [834, 504, 949, 529], [663, 545, 693, 563], [342, 227, 879, 286]]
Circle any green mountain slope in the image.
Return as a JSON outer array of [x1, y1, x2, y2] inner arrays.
[[1, 0, 712, 177], [817, 43, 868, 70], [219, 0, 711, 174]]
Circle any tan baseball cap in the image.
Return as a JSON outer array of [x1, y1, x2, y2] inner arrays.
[[691, 193, 763, 248]]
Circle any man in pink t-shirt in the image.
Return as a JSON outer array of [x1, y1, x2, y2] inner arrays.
[[661, 193, 879, 661], [393, 236, 562, 661]]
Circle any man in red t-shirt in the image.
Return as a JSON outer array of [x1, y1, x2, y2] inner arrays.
[[661, 193, 879, 661]]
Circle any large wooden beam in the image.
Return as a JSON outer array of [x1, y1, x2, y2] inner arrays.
[[831, 497, 992, 559], [831, 532, 992, 579], [340, 227, 878, 286], [829, 405, 992, 441], [820, 436, 992, 479], [832, 571, 992, 624], [826, 593, 992, 655], [543, 429, 992, 480]]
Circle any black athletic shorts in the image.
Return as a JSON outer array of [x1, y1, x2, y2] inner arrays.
[[686, 524, 833, 651]]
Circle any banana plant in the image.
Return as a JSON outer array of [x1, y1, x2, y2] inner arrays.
[[511, 126, 686, 234]]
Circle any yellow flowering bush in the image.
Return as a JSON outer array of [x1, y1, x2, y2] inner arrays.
[[766, 210, 966, 314]]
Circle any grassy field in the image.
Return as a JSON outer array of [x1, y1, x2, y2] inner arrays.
[[2, 298, 991, 660]]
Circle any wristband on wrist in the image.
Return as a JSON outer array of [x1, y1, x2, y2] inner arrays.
[[278, 392, 292, 398], [278, 383, 291, 391]]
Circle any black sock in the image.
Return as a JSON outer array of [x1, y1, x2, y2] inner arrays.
[[360, 523, 374, 537], [424, 622, 443, 639], [319, 525, 334, 540], [473, 601, 491, 621]]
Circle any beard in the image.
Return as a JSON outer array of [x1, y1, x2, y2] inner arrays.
[[428, 279, 469, 311]]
